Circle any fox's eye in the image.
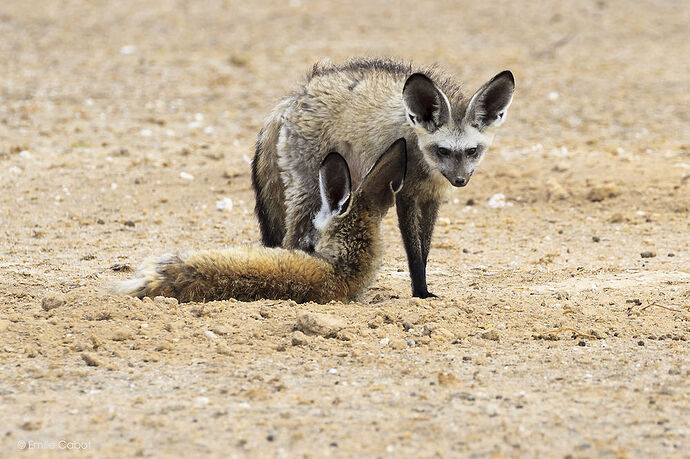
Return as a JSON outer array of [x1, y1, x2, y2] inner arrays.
[[437, 147, 451, 157], [466, 147, 478, 157]]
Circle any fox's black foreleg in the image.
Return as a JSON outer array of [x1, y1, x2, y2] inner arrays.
[[396, 193, 436, 298]]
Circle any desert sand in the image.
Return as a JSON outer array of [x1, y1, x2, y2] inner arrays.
[[1, 0, 688, 457]]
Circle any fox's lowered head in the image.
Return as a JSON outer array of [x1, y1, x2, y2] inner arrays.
[[313, 139, 407, 289], [403, 70, 515, 187]]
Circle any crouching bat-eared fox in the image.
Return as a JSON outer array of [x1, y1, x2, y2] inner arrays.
[[252, 58, 515, 298], [115, 139, 407, 303]]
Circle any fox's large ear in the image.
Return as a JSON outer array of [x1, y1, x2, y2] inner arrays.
[[466, 70, 515, 131], [403, 74, 450, 132], [358, 138, 407, 210], [315, 152, 352, 228]]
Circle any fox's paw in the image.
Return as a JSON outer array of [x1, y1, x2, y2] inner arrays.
[[412, 290, 437, 299]]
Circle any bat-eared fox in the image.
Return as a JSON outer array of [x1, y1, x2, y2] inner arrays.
[[252, 58, 514, 297]]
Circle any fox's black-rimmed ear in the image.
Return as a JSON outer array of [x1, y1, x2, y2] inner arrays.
[[403, 74, 449, 132], [358, 138, 407, 210], [466, 70, 515, 130], [318, 152, 352, 217]]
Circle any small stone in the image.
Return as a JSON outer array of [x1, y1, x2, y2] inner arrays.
[[587, 182, 620, 202], [487, 193, 506, 208], [81, 353, 101, 367], [438, 372, 460, 387], [89, 334, 102, 350], [480, 328, 500, 341], [592, 236, 600, 243], [640, 251, 656, 258], [42, 292, 66, 311], [124, 220, 136, 227], [96, 218, 105, 224], [204, 330, 218, 340], [24, 345, 39, 358], [406, 339, 416, 347], [295, 311, 346, 337], [110, 263, 133, 272], [546, 177, 569, 201], [609, 213, 626, 223], [668, 253, 675, 257], [291, 331, 309, 346], [111, 329, 134, 341], [216, 197, 233, 211], [155, 341, 173, 351], [552, 162, 569, 172], [402, 321, 414, 331], [335, 330, 354, 341], [431, 326, 454, 342], [216, 344, 232, 355], [578, 340, 586, 347], [389, 338, 407, 350], [223, 169, 241, 179], [21, 421, 42, 431], [638, 340, 645, 346]]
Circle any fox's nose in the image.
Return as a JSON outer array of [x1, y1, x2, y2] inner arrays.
[[453, 177, 467, 187]]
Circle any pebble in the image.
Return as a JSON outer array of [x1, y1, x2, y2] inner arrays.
[[204, 330, 218, 340], [389, 338, 407, 350], [216, 197, 233, 211], [295, 311, 346, 337], [21, 421, 42, 431], [111, 329, 134, 341], [438, 372, 460, 386], [640, 251, 656, 258], [546, 177, 569, 201], [587, 182, 620, 202], [179, 172, 194, 180], [609, 213, 626, 223], [487, 193, 506, 208], [291, 331, 309, 346], [81, 353, 101, 367], [42, 292, 66, 311], [480, 328, 501, 341]]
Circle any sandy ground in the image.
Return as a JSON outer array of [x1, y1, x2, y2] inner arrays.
[[1, 0, 689, 457]]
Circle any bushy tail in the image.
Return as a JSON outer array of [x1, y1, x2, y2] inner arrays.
[[113, 247, 337, 304], [252, 101, 289, 247], [112, 253, 187, 300]]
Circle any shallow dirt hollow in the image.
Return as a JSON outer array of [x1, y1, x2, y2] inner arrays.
[[0, 0, 689, 457]]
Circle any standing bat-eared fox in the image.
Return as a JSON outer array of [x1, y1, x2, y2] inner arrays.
[[115, 139, 407, 303], [252, 58, 515, 298]]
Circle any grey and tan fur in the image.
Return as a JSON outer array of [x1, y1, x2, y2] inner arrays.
[[115, 139, 407, 304], [252, 58, 515, 298]]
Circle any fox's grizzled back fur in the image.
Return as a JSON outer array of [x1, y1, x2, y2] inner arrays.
[[115, 139, 407, 303]]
